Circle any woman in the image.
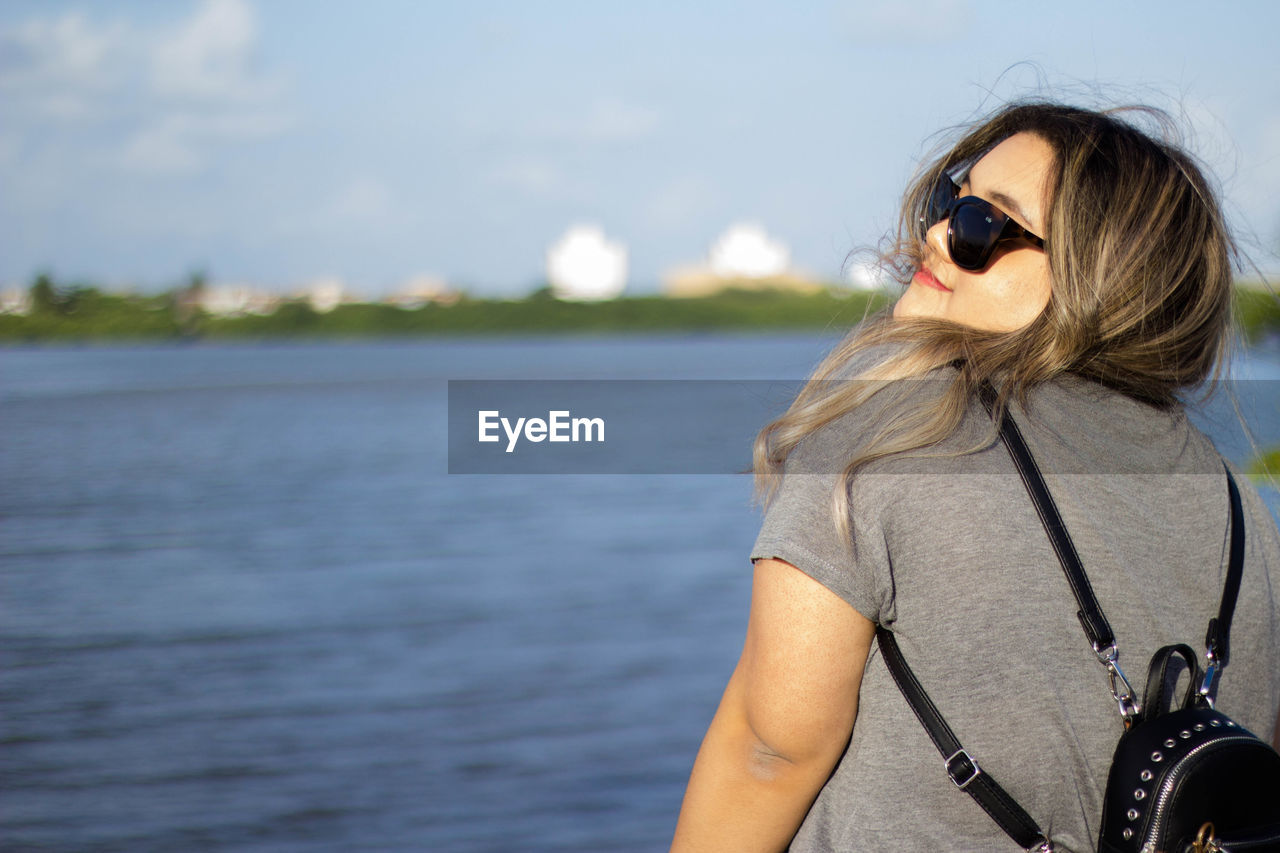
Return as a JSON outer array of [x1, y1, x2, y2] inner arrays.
[[671, 102, 1280, 851]]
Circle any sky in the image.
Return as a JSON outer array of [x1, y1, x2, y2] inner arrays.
[[2, 0, 1279, 297]]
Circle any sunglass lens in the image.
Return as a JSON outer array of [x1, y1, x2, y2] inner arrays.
[[924, 176, 957, 228], [948, 200, 1005, 270]]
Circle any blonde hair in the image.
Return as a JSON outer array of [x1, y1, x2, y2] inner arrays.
[[754, 102, 1238, 522]]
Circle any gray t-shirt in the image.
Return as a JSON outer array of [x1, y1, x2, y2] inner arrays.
[[751, 370, 1280, 852]]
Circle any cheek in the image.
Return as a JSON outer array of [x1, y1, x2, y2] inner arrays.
[[989, 267, 1051, 329], [1019, 265, 1053, 313], [960, 257, 1050, 331]]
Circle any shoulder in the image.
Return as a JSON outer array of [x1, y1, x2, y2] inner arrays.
[[1017, 375, 1222, 475], [785, 358, 964, 474]]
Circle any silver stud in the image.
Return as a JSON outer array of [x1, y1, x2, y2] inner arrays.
[[1194, 723, 1205, 732], [1123, 828, 1134, 840], [1164, 738, 1176, 748], [1210, 719, 1221, 727], [1226, 720, 1236, 727], [1127, 808, 1140, 821], [1152, 751, 1163, 762], [1179, 730, 1191, 739], [1134, 788, 1147, 800], [1140, 770, 1153, 781]]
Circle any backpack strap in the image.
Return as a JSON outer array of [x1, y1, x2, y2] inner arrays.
[[876, 627, 1052, 851], [976, 383, 1115, 651], [1199, 468, 1246, 703], [876, 382, 1247, 851], [976, 382, 1140, 723]]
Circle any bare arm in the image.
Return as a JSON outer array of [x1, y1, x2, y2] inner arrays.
[[670, 558, 875, 852]]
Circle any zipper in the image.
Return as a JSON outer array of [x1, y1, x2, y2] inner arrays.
[[1140, 734, 1262, 851]]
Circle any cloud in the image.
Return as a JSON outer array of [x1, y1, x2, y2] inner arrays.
[[0, 0, 292, 175], [486, 159, 564, 195], [1229, 110, 1280, 260], [0, 12, 125, 120], [151, 0, 282, 104], [643, 176, 719, 230], [120, 109, 293, 174], [1257, 114, 1280, 191], [324, 176, 395, 224], [530, 97, 660, 143], [841, 0, 973, 45], [574, 97, 660, 142], [269, 174, 405, 239]]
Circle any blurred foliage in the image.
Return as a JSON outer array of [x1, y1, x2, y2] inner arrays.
[[1249, 445, 1280, 482], [202, 287, 893, 338], [0, 277, 183, 341], [1235, 283, 1280, 345], [0, 275, 893, 341], [4, 275, 1279, 344]]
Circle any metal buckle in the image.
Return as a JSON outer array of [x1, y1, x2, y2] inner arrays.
[[1198, 652, 1219, 708], [1092, 642, 1117, 664], [945, 749, 981, 790], [1093, 642, 1141, 723]]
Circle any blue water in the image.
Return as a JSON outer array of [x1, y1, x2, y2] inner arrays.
[[1, 336, 1277, 852]]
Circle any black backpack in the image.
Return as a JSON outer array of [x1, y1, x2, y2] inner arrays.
[[876, 387, 1280, 852]]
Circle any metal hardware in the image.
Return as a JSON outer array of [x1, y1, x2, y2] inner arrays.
[[1094, 642, 1140, 723], [1193, 821, 1218, 853], [944, 749, 981, 790], [1026, 839, 1054, 853], [1198, 652, 1218, 708], [1140, 737, 1255, 853]]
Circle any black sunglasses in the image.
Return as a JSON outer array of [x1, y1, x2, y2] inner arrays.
[[920, 174, 1046, 271]]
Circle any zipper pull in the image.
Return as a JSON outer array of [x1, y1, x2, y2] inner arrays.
[[1192, 821, 1221, 853]]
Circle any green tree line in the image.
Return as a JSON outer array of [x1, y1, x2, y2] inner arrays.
[[0, 275, 895, 341], [2, 274, 1278, 343]]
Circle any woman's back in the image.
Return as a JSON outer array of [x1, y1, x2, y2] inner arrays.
[[671, 101, 1279, 853], [752, 373, 1280, 851]]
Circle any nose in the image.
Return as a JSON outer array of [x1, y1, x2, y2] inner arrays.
[[924, 217, 951, 265]]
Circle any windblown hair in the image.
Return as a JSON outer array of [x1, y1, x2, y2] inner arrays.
[[753, 102, 1238, 520]]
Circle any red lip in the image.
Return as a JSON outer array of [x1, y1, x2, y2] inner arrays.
[[912, 268, 952, 292]]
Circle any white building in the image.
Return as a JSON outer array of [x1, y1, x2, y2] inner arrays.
[[663, 222, 820, 298], [0, 287, 32, 315], [386, 274, 459, 308], [845, 257, 891, 290], [708, 223, 790, 279], [546, 224, 627, 300], [298, 277, 349, 313], [199, 284, 280, 317]]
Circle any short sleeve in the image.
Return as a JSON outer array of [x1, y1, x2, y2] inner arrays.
[[750, 410, 894, 623]]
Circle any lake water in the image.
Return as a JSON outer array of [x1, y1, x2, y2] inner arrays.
[[2, 335, 1277, 852]]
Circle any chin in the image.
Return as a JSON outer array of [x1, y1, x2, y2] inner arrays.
[[892, 291, 938, 322]]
